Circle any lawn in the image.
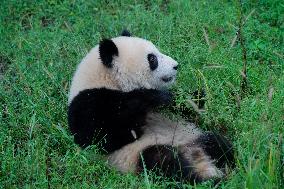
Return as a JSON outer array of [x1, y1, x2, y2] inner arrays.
[[0, 0, 283, 188]]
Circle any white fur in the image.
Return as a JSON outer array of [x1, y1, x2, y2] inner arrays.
[[68, 36, 178, 103], [107, 113, 223, 180], [180, 146, 224, 180], [107, 112, 202, 173]]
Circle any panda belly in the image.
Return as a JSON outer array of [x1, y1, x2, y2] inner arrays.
[[107, 113, 234, 183], [107, 112, 202, 171]]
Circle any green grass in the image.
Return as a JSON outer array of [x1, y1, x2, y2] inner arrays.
[[0, 0, 283, 188]]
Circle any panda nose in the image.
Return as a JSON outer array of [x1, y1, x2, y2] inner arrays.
[[173, 65, 178, 70]]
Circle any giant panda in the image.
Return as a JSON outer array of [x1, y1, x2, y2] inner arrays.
[[68, 30, 234, 184]]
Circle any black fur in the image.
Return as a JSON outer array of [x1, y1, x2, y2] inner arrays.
[[137, 145, 201, 184], [99, 39, 118, 68], [68, 88, 173, 153], [196, 132, 235, 168], [121, 29, 131, 37]]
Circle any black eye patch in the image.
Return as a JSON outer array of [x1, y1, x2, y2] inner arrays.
[[147, 53, 158, 71]]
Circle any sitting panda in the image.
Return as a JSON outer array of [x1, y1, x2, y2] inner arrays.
[[68, 30, 234, 184]]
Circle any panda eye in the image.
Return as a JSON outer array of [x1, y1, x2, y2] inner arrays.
[[147, 53, 158, 71]]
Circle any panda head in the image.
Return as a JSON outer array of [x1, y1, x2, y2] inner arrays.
[[99, 31, 178, 91]]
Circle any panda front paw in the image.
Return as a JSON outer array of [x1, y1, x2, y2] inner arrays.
[[147, 89, 173, 106], [157, 90, 173, 105], [130, 89, 173, 108]]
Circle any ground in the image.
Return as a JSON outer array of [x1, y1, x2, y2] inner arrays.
[[0, 0, 283, 188]]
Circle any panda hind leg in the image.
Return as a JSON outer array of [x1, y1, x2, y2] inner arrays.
[[137, 145, 202, 183], [196, 132, 235, 169]]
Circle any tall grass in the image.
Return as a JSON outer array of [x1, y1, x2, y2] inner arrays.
[[0, 0, 283, 188]]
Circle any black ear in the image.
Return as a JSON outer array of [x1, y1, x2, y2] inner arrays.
[[99, 39, 118, 68], [121, 29, 131, 37]]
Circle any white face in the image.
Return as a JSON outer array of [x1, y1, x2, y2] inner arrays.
[[111, 37, 178, 91]]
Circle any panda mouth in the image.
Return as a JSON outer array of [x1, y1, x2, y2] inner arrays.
[[161, 76, 173, 83]]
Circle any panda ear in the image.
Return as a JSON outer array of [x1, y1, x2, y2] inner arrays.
[[99, 39, 118, 68], [121, 29, 131, 37]]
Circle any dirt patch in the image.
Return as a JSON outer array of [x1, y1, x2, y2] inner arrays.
[[0, 55, 11, 80], [21, 12, 33, 30], [160, 0, 170, 12], [144, 0, 170, 12], [41, 16, 55, 28]]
